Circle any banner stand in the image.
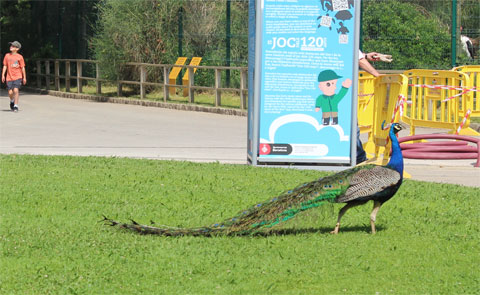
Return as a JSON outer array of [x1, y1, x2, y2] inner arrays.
[[248, 0, 361, 170]]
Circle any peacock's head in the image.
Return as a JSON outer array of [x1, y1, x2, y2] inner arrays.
[[381, 121, 405, 134], [392, 123, 404, 135]]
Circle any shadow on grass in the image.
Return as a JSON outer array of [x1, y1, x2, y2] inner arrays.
[[104, 216, 384, 237], [254, 225, 385, 236]]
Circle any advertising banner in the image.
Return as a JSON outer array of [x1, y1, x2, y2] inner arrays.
[[249, 0, 360, 166]]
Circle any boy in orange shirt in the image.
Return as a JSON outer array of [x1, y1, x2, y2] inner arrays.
[[2, 41, 26, 112]]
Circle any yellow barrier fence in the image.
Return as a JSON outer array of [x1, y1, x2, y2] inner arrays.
[[452, 65, 480, 118], [402, 69, 478, 136], [357, 71, 376, 137], [366, 74, 408, 164]]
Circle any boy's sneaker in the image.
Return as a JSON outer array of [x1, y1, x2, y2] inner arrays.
[[10, 101, 14, 110], [13, 106, 18, 112]]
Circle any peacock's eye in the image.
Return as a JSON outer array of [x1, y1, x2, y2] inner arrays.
[[339, 180, 344, 184], [323, 185, 329, 189]]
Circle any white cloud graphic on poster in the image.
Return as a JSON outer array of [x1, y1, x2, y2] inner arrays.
[[259, 114, 350, 157]]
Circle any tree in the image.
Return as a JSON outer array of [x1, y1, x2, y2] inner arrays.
[[182, 2, 222, 59], [91, 0, 182, 80], [362, 0, 451, 70], [1, 0, 98, 60]]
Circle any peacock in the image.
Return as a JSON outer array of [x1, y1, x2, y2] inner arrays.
[[104, 122, 404, 236]]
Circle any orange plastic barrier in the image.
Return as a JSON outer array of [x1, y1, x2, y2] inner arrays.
[[402, 69, 478, 136]]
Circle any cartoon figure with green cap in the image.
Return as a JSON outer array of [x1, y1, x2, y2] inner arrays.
[[315, 69, 352, 125]]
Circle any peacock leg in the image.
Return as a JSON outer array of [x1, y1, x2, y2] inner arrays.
[[370, 201, 382, 234], [330, 202, 360, 234]]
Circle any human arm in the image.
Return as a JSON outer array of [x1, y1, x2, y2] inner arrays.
[[20, 56, 26, 84], [22, 66, 26, 85], [1, 66, 6, 83], [359, 58, 380, 77]]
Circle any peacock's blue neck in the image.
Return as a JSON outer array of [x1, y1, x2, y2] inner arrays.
[[387, 128, 404, 177]]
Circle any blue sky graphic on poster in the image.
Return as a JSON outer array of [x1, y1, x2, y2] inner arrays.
[[258, 0, 356, 162]]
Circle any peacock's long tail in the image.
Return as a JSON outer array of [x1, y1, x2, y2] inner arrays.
[[103, 218, 224, 237], [105, 124, 404, 237], [104, 167, 363, 236]]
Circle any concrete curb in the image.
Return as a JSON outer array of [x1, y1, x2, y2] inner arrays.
[[23, 87, 248, 117]]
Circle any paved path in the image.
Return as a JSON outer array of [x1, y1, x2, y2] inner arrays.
[[0, 90, 247, 163], [1, 90, 479, 188]]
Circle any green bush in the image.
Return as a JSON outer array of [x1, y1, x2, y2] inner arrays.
[[362, 0, 451, 70], [91, 0, 182, 81], [91, 0, 248, 89]]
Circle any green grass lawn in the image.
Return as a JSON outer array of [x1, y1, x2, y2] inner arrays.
[[1, 155, 479, 294]]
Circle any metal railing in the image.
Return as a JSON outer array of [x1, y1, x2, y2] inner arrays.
[[29, 59, 249, 109]]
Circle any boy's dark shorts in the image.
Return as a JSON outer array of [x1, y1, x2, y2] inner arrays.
[[7, 79, 22, 90]]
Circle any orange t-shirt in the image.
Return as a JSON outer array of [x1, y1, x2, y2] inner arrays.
[[3, 53, 25, 81]]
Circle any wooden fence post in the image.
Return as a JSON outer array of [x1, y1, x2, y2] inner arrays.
[[188, 67, 194, 103], [54, 61, 60, 90], [163, 66, 169, 102], [96, 62, 101, 95], [117, 82, 123, 97], [65, 61, 71, 92], [215, 68, 221, 107], [240, 69, 247, 110], [36, 61, 41, 88], [45, 60, 50, 91], [117, 67, 122, 96], [140, 65, 146, 99], [77, 61, 83, 93], [117, 69, 122, 97]]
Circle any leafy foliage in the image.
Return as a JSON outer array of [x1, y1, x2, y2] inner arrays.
[[0, 0, 98, 60], [460, 0, 480, 37], [91, 0, 248, 87], [362, 0, 451, 70], [91, 0, 182, 81]]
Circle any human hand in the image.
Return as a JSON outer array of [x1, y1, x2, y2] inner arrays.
[[23, 78, 26, 85], [368, 52, 393, 62], [1, 76, 4, 83], [315, 107, 320, 112], [366, 52, 381, 61], [342, 79, 352, 88], [376, 54, 393, 62]]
